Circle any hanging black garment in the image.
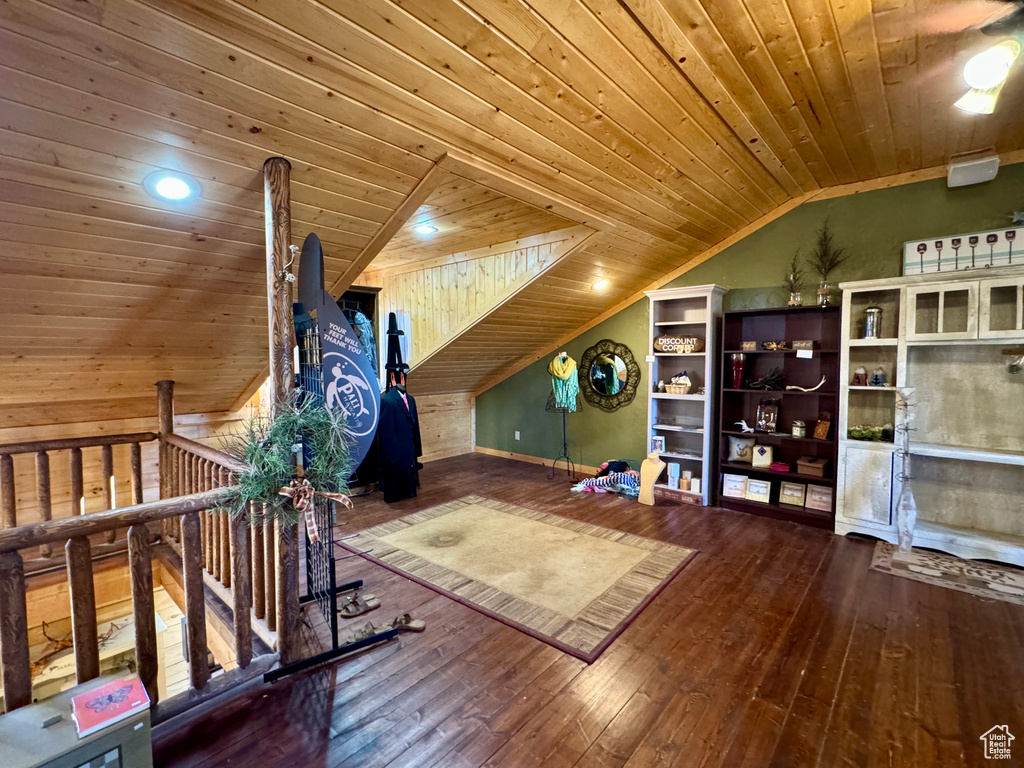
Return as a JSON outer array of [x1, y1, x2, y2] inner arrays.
[[378, 387, 422, 502]]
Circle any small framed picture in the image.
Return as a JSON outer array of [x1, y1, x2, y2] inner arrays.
[[779, 482, 806, 507], [722, 473, 748, 499], [651, 435, 666, 453], [745, 479, 771, 503], [806, 485, 833, 512]]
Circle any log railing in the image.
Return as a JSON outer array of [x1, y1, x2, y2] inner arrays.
[[0, 432, 156, 566], [0, 488, 267, 714]]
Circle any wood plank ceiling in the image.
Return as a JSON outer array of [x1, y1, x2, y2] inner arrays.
[[1, 0, 1022, 423]]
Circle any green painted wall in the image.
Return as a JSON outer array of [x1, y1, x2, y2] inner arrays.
[[476, 166, 1024, 466]]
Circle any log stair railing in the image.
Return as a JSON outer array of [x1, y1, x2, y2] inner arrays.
[[0, 380, 293, 723]]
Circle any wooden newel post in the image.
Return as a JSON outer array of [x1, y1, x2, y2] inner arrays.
[[264, 156, 300, 665], [156, 380, 175, 542]]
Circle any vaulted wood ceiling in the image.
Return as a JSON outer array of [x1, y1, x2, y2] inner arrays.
[[2, 0, 1022, 424]]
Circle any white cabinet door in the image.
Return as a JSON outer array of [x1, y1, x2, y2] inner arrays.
[[906, 282, 979, 341], [979, 277, 1024, 339], [839, 444, 895, 525]]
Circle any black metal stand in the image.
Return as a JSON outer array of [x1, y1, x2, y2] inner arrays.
[[549, 408, 576, 480]]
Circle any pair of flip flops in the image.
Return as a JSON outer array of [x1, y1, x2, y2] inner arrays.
[[347, 613, 426, 644], [338, 590, 381, 619]]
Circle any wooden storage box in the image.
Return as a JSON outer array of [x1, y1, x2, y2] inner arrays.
[[654, 485, 701, 505], [797, 456, 829, 477]]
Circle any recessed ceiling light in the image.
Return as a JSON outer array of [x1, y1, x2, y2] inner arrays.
[[592, 279, 610, 291], [963, 41, 1019, 90], [413, 223, 437, 235], [143, 170, 200, 202]]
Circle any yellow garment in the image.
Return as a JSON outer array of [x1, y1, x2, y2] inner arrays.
[[548, 354, 577, 380]]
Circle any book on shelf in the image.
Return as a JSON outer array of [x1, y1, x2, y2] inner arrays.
[[71, 674, 150, 738]]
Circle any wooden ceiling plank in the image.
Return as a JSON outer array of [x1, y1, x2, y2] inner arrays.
[[614, 0, 815, 194], [3, 1, 435, 182], [363, 0, 776, 224], [871, 0, 922, 172], [133, 0, 712, 244], [273, 0, 741, 235], [542, 0, 787, 211]]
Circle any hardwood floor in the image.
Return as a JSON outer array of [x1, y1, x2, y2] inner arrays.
[[153, 454, 1024, 767]]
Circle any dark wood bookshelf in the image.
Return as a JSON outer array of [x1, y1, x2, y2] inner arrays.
[[715, 305, 841, 529]]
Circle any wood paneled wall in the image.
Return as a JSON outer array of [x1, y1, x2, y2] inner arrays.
[[376, 228, 585, 365], [0, 411, 248, 527], [417, 393, 475, 464]]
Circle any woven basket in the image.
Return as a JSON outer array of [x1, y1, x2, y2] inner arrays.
[[665, 384, 691, 395]]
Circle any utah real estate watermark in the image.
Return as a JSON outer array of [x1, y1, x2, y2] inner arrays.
[[980, 725, 1014, 759]]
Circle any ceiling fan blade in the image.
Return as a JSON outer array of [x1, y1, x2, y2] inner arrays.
[[981, 4, 1024, 35]]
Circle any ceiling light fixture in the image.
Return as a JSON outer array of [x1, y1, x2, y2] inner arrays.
[[592, 278, 610, 291], [956, 40, 1020, 114], [413, 223, 437, 235], [143, 170, 200, 202]]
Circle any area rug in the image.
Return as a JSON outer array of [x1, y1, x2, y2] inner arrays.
[[339, 495, 696, 662], [870, 541, 1024, 606]]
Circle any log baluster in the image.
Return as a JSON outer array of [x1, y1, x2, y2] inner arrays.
[[180, 512, 209, 690], [128, 525, 158, 705], [70, 447, 84, 516], [231, 499, 252, 669], [0, 550, 30, 711], [264, 515, 276, 631], [130, 442, 143, 505], [252, 509, 266, 621], [277, 519, 299, 664], [220, 467, 231, 589], [35, 451, 52, 557], [66, 536, 99, 684], [102, 444, 116, 543], [1, 454, 15, 529]]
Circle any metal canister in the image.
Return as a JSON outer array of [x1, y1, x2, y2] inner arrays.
[[863, 306, 883, 339], [792, 420, 806, 438]]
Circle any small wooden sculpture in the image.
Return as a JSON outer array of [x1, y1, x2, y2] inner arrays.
[[639, 452, 666, 506]]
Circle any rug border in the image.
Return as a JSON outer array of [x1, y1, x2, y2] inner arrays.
[[337, 500, 699, 663]]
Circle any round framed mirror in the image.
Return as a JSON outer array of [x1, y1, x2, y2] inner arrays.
[[579, 339, 640, 412]]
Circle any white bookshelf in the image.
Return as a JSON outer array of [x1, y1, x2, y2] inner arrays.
[[836, 265, 1024, 566], [644, 284, 726, 506]]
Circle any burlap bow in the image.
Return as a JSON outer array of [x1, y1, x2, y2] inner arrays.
[[279, 477, 352, 543]]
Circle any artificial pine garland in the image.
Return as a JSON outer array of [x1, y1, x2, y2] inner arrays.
[[221, 395, 353, 525]]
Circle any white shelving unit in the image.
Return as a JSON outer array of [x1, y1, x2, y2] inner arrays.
[[644, 284, 726, 506], [836, 265, 1024, 566]]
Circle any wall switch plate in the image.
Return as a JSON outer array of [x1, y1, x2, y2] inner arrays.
[[514, 431, 521, 440]]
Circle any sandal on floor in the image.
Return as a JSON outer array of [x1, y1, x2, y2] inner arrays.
[[390, 613, 426, 633], [338, 591, 380, 619]]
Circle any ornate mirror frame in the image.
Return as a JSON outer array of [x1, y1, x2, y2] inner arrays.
[[578, 339, 641, 412]]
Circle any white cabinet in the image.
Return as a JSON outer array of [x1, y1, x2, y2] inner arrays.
[[979, 276, 1024, 338], [838, 444, 895, 526], [906, 282, 978, 341]]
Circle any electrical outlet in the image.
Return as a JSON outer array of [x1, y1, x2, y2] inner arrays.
[[514, 431, 521, 441]]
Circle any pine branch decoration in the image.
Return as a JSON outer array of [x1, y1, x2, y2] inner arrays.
[[810, 220, 849, 282], [220, 394, 353, 524], [782, 250, 805, 294]]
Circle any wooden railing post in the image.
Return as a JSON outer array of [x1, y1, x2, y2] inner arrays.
[[70, 447, 84, 516], [102, 444, 116, 543], [128, 526, 158, 705], [130, 442, 143, 505], [252, 512, 265, 621], [180, 512, 209, 690], [264, 516, 276, 631], [265, 156, 299, 664], [1, 453, 15, 529], [157, 380, 174, 543], [0, 550, 31, 711], [35, 451, 52, 557], [66, 537, 99, 684], [232, 499, 253, 669]]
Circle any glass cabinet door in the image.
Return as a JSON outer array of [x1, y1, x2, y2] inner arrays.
[[979, 277, 1024, 339], [905, 282, 979, 341]]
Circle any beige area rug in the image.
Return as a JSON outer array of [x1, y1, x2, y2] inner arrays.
[[870, 541, 1024, 606], [339, 495, 697, 661]]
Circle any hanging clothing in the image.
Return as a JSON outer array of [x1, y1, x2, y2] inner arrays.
[[343, 309, 381, 388], [377, 386, 422, 503], [547, 353, 579, 412]]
